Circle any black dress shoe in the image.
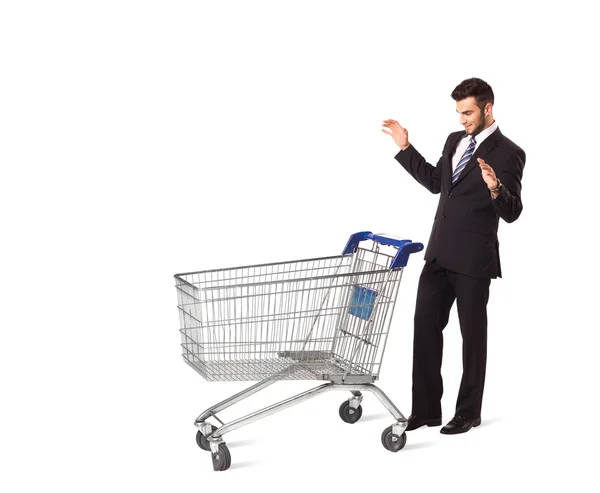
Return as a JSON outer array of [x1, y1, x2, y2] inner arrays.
[[405, 414, 442, 431], [440, 415, 482, 435]]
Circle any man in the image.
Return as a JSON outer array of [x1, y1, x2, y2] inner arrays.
[[381, 78, 525, 434]]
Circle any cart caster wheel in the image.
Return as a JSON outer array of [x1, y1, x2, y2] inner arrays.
[[212, 443, 231, 471], [339, 401, 363, 424], [381, 425, 407, 452], [196, 425, 218, 451]]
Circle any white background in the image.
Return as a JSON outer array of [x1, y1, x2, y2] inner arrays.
[[1, 0, 598, 490]]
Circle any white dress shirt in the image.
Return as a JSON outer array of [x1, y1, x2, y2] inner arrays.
[[451, 121, 498, 173]]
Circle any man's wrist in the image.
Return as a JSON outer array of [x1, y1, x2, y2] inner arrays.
[[489, 179, 502, 192]]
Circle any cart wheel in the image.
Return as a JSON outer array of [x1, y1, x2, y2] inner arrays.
[[211, 443, 231, 472], [339, 401, 363, 424], [196, 425, 218, 451], [381, 425, 407, 452]]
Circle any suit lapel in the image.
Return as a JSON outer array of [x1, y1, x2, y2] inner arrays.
[[451, 128, 503, 188], [444, 132, 465, 187]]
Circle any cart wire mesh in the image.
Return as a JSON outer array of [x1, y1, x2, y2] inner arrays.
[[175, 245, 404, 382]]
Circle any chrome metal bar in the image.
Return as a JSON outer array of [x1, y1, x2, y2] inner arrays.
[[195, 372, 285, 423], [359, 383, 407, 422], [209, 382, 337, 439], [207, 382, 406, 440]]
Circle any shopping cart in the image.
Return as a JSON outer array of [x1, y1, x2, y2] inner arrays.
[[174, 231, 423, 471]]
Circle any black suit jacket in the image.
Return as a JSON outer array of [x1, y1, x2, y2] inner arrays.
[[395, 127, 525, 279]]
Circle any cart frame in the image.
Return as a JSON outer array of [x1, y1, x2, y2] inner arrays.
[[174, 231, 423, 471]]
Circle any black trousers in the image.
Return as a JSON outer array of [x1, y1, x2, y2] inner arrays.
[[412, 260, 491, 419]]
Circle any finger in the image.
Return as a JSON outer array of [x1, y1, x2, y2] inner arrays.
[[477, 158, 485, 165], [385, 119, 402, 128], [381, 129, 392, 136]]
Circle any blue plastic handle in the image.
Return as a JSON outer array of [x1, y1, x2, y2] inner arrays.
[[342, 231, 424, 269]]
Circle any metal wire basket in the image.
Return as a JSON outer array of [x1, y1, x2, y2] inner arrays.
[[174, 231, 423, 471]]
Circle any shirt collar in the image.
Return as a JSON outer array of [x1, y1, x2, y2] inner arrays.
[[471, 121, 498, 145]]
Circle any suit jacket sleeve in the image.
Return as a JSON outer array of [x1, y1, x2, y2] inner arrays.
[[492, 147, 526, 223], [394, 134, 454, 194]]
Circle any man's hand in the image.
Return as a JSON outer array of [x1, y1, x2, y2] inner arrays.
[[382, 119, 410, 150], [478, 158, 500, 197]]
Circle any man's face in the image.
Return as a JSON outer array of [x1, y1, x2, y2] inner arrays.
[[456, 97, 489, 135]]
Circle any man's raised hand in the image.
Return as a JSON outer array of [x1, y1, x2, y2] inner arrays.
[[382, 119, 410, 150]]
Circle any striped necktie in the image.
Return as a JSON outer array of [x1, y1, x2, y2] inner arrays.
[[452, 136, 476, 183]]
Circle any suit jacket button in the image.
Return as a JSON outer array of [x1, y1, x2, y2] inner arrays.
[[448, 193, 452, 198], [442, 213, 447, 219]]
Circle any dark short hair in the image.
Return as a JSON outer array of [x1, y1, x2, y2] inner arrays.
[[451, 78, 494, 110]]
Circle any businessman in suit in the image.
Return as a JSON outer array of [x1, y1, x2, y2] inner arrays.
[[381, 78, 525, 434]]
